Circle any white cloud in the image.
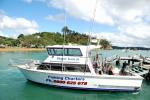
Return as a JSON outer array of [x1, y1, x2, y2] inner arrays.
[[0, 12, 38, 37], [49, 0, 114, 25], [92, 32, 150, 47], [119, 23, 150, 39], [47, 0, 150, 47], [45, 13, 65, 21], [0, 16, 38, 29], [48, 0, 150, 24]]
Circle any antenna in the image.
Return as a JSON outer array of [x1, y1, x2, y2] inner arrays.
[[85, 0, 98, 73], [62, 3, 67, 71], [63, 7, 67, 45], [88, 0, 98, 46]]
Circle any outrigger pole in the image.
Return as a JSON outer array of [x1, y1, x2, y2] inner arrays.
[[62, 3, 67, 71], [85, 0, 98, 73]]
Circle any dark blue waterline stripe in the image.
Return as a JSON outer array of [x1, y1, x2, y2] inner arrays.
[[48, 84, 138, 92]]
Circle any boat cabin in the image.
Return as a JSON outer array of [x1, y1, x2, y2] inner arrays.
[[37, 45, 94, 73]]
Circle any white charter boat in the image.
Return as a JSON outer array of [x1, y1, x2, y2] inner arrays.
[[15, 45, 143, 92]]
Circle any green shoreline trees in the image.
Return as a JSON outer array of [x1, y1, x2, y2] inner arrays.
[[99, 39, 111, 49], [0, 26, 111, 49]]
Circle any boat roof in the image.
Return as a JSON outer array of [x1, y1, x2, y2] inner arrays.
[[46, 45, 88, 49], [46, 45, 100, 50], [46, 45, 89, 57]]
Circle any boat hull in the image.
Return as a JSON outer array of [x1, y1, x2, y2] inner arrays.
[[17, 65, 143, 92]]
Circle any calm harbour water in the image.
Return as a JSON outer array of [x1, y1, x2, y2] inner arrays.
[[0, 50, 150, 100]]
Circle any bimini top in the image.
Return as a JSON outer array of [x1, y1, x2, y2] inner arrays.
[[46, 45, 89, 57]]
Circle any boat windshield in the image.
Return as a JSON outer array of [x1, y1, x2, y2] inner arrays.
[[47, 48, 82, 56]]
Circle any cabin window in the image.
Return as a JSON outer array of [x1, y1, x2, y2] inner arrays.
[[65, 65, 90, 72], [47, 48, 82, 56], [37, 63, 62, 71], [65, 48, 82, 56], [37, 63, 90, 72], [51, 65, 62, 71], [37, 64, 50, 70]]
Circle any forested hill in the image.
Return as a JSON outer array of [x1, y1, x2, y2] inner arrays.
[[0, 27, 89, 48]]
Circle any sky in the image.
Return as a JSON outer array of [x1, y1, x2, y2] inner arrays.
[[0, 0, 150, 47]]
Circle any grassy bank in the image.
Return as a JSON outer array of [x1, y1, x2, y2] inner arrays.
[[0, 48, 46, 52]]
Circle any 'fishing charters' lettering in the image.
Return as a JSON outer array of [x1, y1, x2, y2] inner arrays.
[[46, 75, 87, 85]]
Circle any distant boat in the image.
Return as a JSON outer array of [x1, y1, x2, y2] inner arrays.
[[14, 45, 143, 92]]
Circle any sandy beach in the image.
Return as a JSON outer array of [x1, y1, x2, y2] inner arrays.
[[0, 48, 46, 52]]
